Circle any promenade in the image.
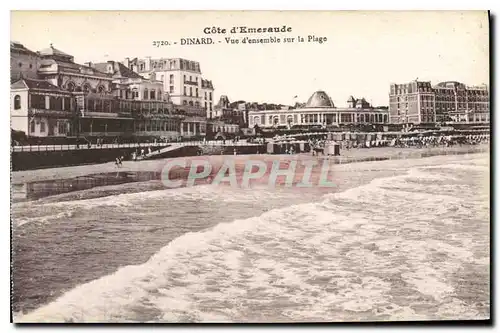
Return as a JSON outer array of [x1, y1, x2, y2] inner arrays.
[[11, 140, 262, 153], [11, 144, 489, 185]]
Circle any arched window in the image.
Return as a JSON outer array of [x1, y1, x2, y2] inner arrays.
[[132, 89, 139, 99], [144, 88, 148, 100], [189, 101, 193, 106], [82, 84, 91, 94], [66, 82, 76, 92], [97, 85, 105, 93], [14, 95, 21, 110]]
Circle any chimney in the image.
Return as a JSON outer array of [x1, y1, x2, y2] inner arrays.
[[84, 61, 93, 68], [123, 57, 130, 68]]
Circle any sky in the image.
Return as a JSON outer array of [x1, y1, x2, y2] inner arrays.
[[10, 10, 489, 107]]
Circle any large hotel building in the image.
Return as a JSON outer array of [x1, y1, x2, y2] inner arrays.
[[389, 80, 489, 125], [124, 57, 215, 118], [10, 42, 210, 141]]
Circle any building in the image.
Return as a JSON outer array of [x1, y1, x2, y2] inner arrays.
[[389, 81, 435, 124], [124, 57, 215, 117], [92, 60, 167, 101], [10, 44, 207, 141], [434, 81, 489, 123], [37, 45, 115, 94], [11, 41, 41, 81], [11, 77, 75, 138], [389, 80, 489, 125], [248, 91, 389, 129]]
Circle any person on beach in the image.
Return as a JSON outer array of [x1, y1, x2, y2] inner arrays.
[[115, 157, 122, 167]]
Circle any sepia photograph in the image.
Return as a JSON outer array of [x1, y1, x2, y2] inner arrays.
[[9, 10, 490, 323]]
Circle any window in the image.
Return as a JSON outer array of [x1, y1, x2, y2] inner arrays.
[[184, 75, 187, 82], [189, 76, 192, 82], [209, 92, 212, 100], [205, 92, 207, 100], [183, 87, 187, 96], [30, 121, 35, 133], [18, 62, 22, 68], [189, 101, 193, 106], [205, 102, 207, 110], [97, 85, 105, 93], [40, 122, 46, 133], [14, 95, 21, 110], [170, 86, 174, 93], [170, 74, 174, 84], [196, 88, 199, 97], [83, 84, 91, 94], [58, 122, 67, 135], [67, 82, 76, 92], [150, 90, 156, 100], [209, 103, 212, 111], [160, 75, 164, 81], [144, 89, 148, 99], [183, 100, 187, 105], [29, 64, 33, 69], [189, 87, 192, 96]]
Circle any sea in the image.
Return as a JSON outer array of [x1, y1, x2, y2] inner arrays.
[[11, 152, 490, 323]]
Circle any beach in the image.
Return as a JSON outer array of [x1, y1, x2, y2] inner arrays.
[[11, 144, 489, 185], [11, 145, 490, 322]]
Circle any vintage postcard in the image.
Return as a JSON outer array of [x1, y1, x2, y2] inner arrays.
[[10, 10, 490, 323]]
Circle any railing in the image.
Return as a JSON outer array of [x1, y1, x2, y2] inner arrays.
[[11, 140, 262, 153]]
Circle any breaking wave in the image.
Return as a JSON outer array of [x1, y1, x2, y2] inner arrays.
[[14, 157, 490, 322]]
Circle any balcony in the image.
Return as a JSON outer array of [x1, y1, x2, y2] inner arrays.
[[184, 80, 199, 86], [29, 108, 73, 118]]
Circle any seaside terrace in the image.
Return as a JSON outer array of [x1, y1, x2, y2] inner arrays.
[[248, 91, 389, 129]]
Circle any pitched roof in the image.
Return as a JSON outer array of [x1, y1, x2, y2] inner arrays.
[[39, 58, 111, 79], [11, 77, 67, 92], [93, 61, 144, 79], [10, 41, 37, 55], [39, 44, 72, 58]]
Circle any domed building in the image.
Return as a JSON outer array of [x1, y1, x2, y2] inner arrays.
[[305, 91, 335, 108], [248, 90, 389, 129]]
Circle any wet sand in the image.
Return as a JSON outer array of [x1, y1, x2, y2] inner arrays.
[[11, 145, 489, 185]]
